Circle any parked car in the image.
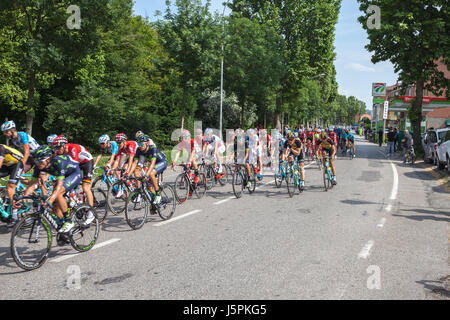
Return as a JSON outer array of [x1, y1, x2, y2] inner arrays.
[[435, 130, 450, 172], [423, 128, 450, 164]]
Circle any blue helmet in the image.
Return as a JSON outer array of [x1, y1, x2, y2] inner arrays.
[[47, 134, 58, 144], [1, 120, 16, 132], [98, 134, 110, 144]]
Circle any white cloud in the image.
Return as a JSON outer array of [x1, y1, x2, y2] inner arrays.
[[346, 62, 376, 73]]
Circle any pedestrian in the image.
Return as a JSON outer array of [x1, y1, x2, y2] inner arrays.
[[393, 128, 398, 152], [387, 127, 395, 156], [401, 129, 413, 163], [378, 128, 383, 147]]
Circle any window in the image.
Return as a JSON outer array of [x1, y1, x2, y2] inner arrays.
[[444, 130, 450, 142], [438, 130, 449, 141], [429, 132, 437, 143]]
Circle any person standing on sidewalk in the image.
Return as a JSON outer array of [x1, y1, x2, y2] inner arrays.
[[387, 127, 396, 156], [378, 128, 383, 147], [393, 128, 398, 152], [401, 130, 413, 163]]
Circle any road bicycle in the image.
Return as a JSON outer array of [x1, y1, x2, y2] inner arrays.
[[286, 161, 304, 198], [198, 159, 228, 190], [106, 169, 137, 216], [404, 147, 416, 165], [316, 149, 324, 171], [347, 141, 355, 159], [173, 164, 207, 203], [124, 175, 176, 230], [274, 160, 289, 188], [10, 193, 99, 271], [231, 164, 256, 198], [322, 155, 334, 191]]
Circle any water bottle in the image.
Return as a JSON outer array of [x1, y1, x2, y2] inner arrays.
[[69, 192, 77, 208]]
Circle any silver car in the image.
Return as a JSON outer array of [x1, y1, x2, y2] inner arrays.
[[423, 128, 450, 165]]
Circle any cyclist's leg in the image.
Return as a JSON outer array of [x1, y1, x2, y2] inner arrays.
[[80, 160, 94, 207]]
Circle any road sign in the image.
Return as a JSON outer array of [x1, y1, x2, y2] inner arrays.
[[373, 98, 384, 104], [372, 83, 386, 96]]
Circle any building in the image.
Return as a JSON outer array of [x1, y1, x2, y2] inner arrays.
[[426, 107, 450, 129], [372, 58, 450, 133]]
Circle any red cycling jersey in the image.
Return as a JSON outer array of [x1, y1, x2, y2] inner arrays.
[[117, 141, 138, 158], [66, 143, 93, 164]]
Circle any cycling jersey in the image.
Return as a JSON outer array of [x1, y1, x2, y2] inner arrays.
[[0, 144, 23, 167], [117, 141, 138, 157], [135, 146, 167, 174], [66, 143, 93, 164], [9, 132, 40, 152], [178, 139, 201, 155], [204, 135, 225, 153], [316, 138, 335, 150], [100, 141, 118, 155], [347, 133, 355, 142], [33, 155, 80, 180]]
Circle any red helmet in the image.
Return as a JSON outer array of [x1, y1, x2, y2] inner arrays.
[[115, 133, 127, 142], [52, 135, 68, 148]]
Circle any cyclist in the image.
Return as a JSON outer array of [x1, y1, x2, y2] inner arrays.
[[112, 133, 138, 178], [94, 134, 118, 169], [24, 146, 91, 234], [283, 132, 305, 190], [171, 129, 202, 183], [202, 128, 226, 177], [2, 120, 40, 173], [135, 131, 156, 148], [0, 144, 24, 227], [234, 129, 251, 188], [247, 128, 263, 180], [346, 129, 356, 158], [129, 134, 167, 204], [315, 131, 337, 185], [52, 135, 95, 208]]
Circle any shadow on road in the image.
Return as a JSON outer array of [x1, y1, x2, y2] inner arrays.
[[416, 276, 450, 300], [391, 213, 450, 223]]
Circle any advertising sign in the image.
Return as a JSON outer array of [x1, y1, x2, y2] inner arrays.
[[372, 83, 386, 96]]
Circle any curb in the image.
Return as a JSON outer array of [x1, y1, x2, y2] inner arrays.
[[417, 162, 450, 193]]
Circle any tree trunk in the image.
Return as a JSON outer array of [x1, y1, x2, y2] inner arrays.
[[411, 81, 424, 152], [275, 93, 282, 130], [26, 74, 36, 135]]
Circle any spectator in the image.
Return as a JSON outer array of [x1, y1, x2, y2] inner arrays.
[[393, 128, 398, 152], [401, 130, 413, 163], [378, 128, 383, 147], [387, 127, 396, 156]]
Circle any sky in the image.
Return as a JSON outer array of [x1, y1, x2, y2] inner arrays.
[[132, 0, 399, 112]]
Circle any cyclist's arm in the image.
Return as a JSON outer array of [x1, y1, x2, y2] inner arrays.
[[22, 143, 30, 165], [128, 158, 139, 177], [146, 158, 157, 177], [94, 154, 102, 167], [48, 178, 64, 204]]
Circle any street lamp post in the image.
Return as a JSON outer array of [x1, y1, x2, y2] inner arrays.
[[219, 0, 230, 139]]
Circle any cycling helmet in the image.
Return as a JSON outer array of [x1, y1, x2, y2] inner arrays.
[[47, 134, 58, 144], [317, 129, 322, 133], [115, 133, 127, 142], [204, 128, 213, 136], [32, 145, 53, 161], [181, 129, 190, 140], [135, 131, 145, 140], [321, 132, 327, 139], [247, 128, 256, 136], [288, 132, 295, 139], [99, 134, 110, 144], [52, 135, 68, 148], [1, 120, 16, 132], [137, 134, 150, 143]]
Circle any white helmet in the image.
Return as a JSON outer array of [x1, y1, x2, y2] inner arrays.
[[1, 120, 16, 132], [204, 128, 213, 136], [47, 134, 57, 144], [99, 134, 110, 144]]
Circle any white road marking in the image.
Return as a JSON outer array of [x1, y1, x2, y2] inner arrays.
[[153, 209, 202, 226], [358, 240, 374, 259], [385, 204, 392, 212], [377, 218, 387, 228], [389, 162, 398, 200], [51, 238, 121, 263], [214, 197, 234, 205]]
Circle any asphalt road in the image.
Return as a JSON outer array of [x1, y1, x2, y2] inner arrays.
[[0, 135, 448, 300]]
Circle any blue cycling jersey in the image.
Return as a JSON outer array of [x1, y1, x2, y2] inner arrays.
[[10, 132, 40, 152], [100, 141, 118, 155]]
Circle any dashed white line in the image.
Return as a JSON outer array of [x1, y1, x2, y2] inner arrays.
[[389, 162, 398, 201], [385, 204, 392, 212], [358, 240, 374, 259], [51, 238, 121, 263], [153, 209, 202, 226], [214, 197, 234, 205]]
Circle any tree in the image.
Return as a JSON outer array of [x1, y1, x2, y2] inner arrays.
[[358, 0, 449, 151]]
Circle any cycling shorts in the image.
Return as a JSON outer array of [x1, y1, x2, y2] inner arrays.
[[63, 169, 82, 192], [0, 161, 24, 185], [79, 160, 94, 183]]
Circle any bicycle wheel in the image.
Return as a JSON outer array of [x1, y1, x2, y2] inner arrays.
[[91, 175, 109, 194], [323, 167, 332, 191], [92, 188, 108, 224], [205, 166, 214, 190], [225, 165, 233, 185], [193, 172, 207, 199], [70, 204, 99, 252], [174, 173, 190, 203], [248, 170, 256, 194], [287, 168, 296, 198], [218, 166, 228, 186], [106, 181, 128, 215], [156, 184, 176, 220], [125, 190, 149, 230], [10, 214, 52, 271], [232, 171, 244, 198], [274, 164, 283, 188]]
